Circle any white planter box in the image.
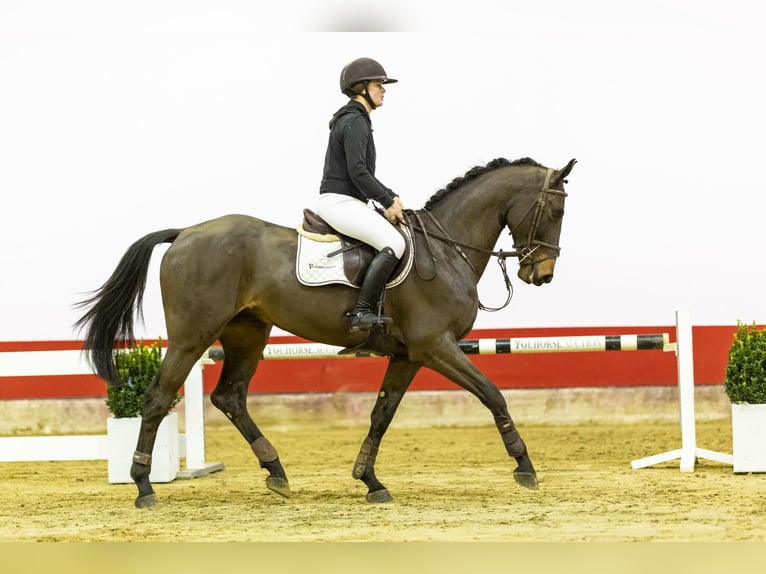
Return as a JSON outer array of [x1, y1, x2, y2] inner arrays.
[[107, 412, 179, 483], [732, 403, 766, 474]]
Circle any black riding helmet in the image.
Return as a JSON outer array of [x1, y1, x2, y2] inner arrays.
[[339, 57, 397, 109]]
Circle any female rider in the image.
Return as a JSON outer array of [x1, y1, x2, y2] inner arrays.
[[317, 57, 406, 333]]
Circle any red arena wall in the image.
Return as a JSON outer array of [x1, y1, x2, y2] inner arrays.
[[0, 325, 741, 400]]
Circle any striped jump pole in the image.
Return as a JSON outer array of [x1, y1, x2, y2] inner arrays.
[[458, 333, 669, 355], [205, 333, 671, 362]]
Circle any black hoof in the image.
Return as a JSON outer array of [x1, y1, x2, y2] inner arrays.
[[134, 493, 158, 508], [366, 488, 393, 503], [513, 470, 539, 490], [266, 476, 292, 498]]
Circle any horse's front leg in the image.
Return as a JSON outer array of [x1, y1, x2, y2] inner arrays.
[[353, 357, 421, 503], [418, 339, 538, 490], [494, 412, 538, 489]]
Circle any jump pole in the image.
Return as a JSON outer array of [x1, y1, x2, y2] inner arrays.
[[205, 332, 672, 362], [630, 309, 733, 472]]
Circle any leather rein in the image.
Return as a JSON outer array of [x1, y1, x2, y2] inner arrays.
[[404, 168, 567, 312]]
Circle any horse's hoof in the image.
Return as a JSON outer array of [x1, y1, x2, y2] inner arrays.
[[134, 493, 158, 508], [266, 476, 292, 498], [366, 488, 393, 503], [513, 471, 539, 490]]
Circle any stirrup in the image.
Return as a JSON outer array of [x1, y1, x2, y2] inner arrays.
[[347, 310, 393, 333]]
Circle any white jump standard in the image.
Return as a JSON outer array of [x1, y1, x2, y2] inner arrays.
[[631, 309, 733, 472]]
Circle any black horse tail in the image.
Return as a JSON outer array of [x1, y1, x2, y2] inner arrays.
[[73, 228, 182, 386]]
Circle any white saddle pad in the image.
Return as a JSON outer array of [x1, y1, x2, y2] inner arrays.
[[295, 227, 413, 288]]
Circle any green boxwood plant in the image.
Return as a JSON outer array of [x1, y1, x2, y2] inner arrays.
[[724, 321, 766, 404], [106, 338, 181, 418]]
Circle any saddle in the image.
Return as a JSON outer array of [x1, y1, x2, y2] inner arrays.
[[298, 208, 411, 287]]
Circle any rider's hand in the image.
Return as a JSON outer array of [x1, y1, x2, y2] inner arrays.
[[385, 200, 404, 224]]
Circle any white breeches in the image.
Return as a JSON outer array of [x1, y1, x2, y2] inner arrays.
[[316, 193, 406, 258]]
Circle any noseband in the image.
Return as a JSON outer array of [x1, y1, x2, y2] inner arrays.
[[405, 167, 567, 311]]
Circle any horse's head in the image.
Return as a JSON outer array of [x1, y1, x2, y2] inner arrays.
[[507, 159, 576, 286]]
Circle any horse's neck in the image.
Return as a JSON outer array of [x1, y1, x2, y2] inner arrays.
[[427, 179, 513, 278]]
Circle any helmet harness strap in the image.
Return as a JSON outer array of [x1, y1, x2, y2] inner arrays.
[[351, 80, 377, 110]]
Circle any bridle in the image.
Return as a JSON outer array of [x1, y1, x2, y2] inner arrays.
[[509, 167, 569, 266], [404, 167, 568, 312]]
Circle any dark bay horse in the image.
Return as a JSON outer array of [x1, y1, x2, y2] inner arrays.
[[75, 156, 576, 507]]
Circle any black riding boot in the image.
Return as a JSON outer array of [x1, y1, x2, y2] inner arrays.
[[348, 247, 400, 333]]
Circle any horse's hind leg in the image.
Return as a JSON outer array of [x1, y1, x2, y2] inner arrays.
[[209, 317, 290, 498], [353, 357, 421, 503], [131, 344, 204, 508]]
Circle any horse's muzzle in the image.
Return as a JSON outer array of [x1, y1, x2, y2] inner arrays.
[[518, 259, 556, 286]]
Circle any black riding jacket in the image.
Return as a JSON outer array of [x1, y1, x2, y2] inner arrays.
[[319, 101, 397, 209]]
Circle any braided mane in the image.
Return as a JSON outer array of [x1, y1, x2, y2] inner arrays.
[[423, 157, 542, 210]]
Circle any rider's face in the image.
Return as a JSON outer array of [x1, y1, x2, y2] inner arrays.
[[367, 80, 385, 108]]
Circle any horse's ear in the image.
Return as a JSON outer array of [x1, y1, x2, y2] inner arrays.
[[551, 158, 577, 186]]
